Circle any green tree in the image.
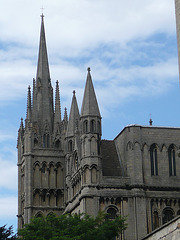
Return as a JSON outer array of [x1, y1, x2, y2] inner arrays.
[[18, 212, 127, 240], [0, 225, 17, 240]]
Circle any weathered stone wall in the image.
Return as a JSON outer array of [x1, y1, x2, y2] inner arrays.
[[142, 216, 180, 240]]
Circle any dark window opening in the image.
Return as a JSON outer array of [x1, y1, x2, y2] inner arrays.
[[153, 211, 159, 230], [42, 165, 46, 173], [90, 120, 96, 132], [162, 208, 174, 224], [107, 207, 117, 220], [168, 145, 176, 176], [68, 140, 73, 152], [83, 120, 88, 133], [42, 191, 46, 202], [55, 140, 60, 149], [43, 134, 50, 148], [150, 144, 158, 176]]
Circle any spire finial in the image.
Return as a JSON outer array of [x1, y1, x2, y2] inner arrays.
[[87, 67, 91, 72], [73, 90, 76, 95], [41, 6, 44, 17]]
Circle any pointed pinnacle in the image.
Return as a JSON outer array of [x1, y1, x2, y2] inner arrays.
[[64, 107, 68, 122], [81, 68, 101, 117], [54, 80, 61, 123]]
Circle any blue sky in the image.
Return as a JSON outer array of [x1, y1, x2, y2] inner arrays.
[[0, 0, 179, 233]]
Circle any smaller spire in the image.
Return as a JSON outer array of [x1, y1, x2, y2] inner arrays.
[[81, 68, 101, 117], [26, 86, 32, 121], [64, 107, 68, 122], [54, 80, 61, 124], [66, 91, 80, 137], [20, 118, 24, 131], [17, 118, 24, 148]]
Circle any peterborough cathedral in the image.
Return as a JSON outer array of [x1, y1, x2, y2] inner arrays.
[[17, 2, 180, 239]]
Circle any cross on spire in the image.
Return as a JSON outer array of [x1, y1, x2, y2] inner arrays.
[[41, 6, 45, 17]]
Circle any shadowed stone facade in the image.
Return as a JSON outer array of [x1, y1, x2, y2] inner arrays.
[[17, 14, 180, 240]]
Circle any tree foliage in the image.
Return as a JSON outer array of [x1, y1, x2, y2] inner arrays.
[[18, 212, 127, 240], [0, 225, 17, 240]]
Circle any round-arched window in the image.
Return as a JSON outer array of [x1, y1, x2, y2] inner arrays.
[[162, 208, 174, 224], [107, 207, 117, 219]]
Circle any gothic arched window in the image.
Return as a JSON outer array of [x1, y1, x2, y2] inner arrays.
[[150, 144, 158, 176], [162, 208, 174, 224], [107, 207, 117, 220], [90, 120, 96, 132], [168, 144, 176, 176], [47, 134, 50, 148], [68, 140, 73, 152], [36, 212, 43, 218], [43, 134, 50, 148], [55, 139, 60, 149], [34, 138, 38, 148], [83, 120, 88, 133], [42, 190, 46, 203], [153, 211, 159, 230]]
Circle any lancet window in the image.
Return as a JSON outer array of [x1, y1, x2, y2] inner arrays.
[[162, 208, 174, 224], [83, 120, 88, 133], [168, 144, 176, 176], [68, 140, 73, 152], [150, 144, 158, 176], [90, 120, 96, 132], [43, 134, 50, 148], [153, 211, 159, 230]]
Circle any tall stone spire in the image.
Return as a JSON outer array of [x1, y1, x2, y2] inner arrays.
[[54, 80, 61, 124], [32, 15, 54, 132], [81, 67, 101, 117], [66, 90, 80, 137], [36, 14, 50, 82]]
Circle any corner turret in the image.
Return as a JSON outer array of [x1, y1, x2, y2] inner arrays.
[[80, 68, 101, 188]]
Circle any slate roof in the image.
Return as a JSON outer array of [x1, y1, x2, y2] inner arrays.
[[101, 140, 123, 176]]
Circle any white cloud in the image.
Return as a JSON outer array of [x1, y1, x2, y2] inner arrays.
[[0, 0, 177, 107], [0, 155, 17, 190], [0, 196, 17, 218], [0, 0, 175, 49]]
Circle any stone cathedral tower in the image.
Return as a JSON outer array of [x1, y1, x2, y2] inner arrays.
[[17, 15, 65, 228], [18, 13, 180, 240], [17, 15, 102, 229]]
